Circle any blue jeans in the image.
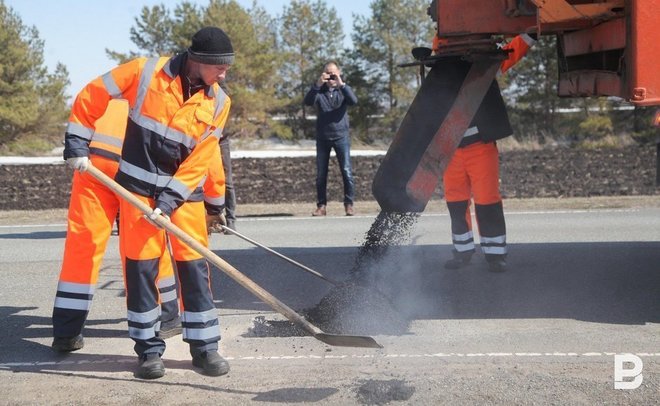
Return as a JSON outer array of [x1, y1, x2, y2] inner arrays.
[[316, 137, 354, 206]]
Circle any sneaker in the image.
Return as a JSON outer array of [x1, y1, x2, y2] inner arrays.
[[312, 205, 326, 216], [192, 351, 230, 376], [344, 204, 354, 216], [51, 334, 84, 352], [137, 353, 165, 379], [487, 257, 508, 273], [443, 251, 472, 270], [160, 316, 182, 339]]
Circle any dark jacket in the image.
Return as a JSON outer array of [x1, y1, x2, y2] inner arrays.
[[304, 83, 358, 141], [458, 78, 512, 148]]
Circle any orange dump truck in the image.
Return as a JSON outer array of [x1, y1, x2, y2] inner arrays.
[[373, 0, 660, 213]]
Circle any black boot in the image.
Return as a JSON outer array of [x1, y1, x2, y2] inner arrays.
[[192, 351, 230, 376], [51, 334, 84, 352], [137, 353, 165, 379], [486, 255, 508, 273]]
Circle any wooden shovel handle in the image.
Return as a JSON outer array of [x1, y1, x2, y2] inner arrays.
[[85, 164, 323, 336]]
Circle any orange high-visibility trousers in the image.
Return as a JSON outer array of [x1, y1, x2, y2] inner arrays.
[[442, 141, 507, 257], [54, 102, 180, 342], [119, 196, 219, 357], [53, 155, 179, 339]]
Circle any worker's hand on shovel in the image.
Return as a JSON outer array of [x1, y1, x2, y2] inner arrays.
[[206, 213, 227, 234], [66, 156, 90, 172], [144, 207, 169, 229]]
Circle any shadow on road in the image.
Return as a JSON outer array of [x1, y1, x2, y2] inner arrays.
[[0, 231, 66, 239], [211, 241, 660, 327], [0, 306, 125, 364], [5, 363, 338, 401], [0, 309, 338, 401], [1, 241, 657, 378]]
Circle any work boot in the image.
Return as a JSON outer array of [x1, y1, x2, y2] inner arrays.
[[443, 250, 473, 270], [51, 334, 84, 352], [225, 219, 236, 232], [344, 204, 354, 216], [312, 205, 326, 216], [192, 351, 230, 377], [137, 353, 165, 379], [159, 316, 182, 339], [487, 256, 508, 273]]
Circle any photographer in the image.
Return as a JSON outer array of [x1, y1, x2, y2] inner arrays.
[[304, 61, 358, 216]]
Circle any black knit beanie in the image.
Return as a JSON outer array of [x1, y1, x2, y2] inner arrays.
[[187, 27, 234, 65]]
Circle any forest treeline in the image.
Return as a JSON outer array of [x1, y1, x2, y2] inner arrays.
[[0, 0, 657, 154]]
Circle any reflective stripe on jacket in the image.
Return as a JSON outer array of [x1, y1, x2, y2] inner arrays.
[[66, 53, 231, 216], [88, 99, 129, 161], [64, 98, 129, 162], [203, 144, 226, 215]]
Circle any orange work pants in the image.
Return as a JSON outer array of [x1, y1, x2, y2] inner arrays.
[[52, 155, 178, 339], [119, 196, 220, 357], [442, 141, 507, 257]]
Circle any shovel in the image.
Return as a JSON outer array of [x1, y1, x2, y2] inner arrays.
[[86, 164, 382, 349], [219, 225, 342, 286], [218, 225, 399, 314]]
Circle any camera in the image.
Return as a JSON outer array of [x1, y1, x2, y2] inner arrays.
[[328, 74, 337, 80]]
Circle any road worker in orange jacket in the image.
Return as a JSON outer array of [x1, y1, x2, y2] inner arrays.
[[54, 99, 227, 354], [65, 27, 233, 380], [53, 100, 182, 353], [434, 33, 536, 272]]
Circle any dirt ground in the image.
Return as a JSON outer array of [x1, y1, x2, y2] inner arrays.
[[0, 145, 658, 212]]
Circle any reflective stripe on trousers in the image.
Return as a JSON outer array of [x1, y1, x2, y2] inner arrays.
[[119, 196, 219, 357], [53, 156, 179, 338], [443, 142, 507, 256]]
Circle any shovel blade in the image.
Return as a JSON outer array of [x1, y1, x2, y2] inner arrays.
[[314, 333, 383, 349]]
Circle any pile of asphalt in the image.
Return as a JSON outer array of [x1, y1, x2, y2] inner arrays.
[[246, 211, 420, 338], [355, 379, 416, 404], [302, 212, 421, 336]]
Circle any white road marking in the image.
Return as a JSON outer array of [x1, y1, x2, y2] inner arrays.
[[2, 352, 658, 368], [0, 223, 66, 229]]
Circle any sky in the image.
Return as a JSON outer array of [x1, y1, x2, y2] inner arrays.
[[6, 0, 370, 98]]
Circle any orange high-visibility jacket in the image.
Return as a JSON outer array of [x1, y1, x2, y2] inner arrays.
[[87, 99, 128, 161], [86, 99, 227, 214], [65, 54, 231, 216], [498, 33, 535, 75]]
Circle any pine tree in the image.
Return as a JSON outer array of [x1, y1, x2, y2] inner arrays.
[[0, 1, 69, 153], [501, 35, 576, 142], [279, 0, 344, 139], [204, 0, 285, 138], [351, 0, 435, 135], [108, 0, 283, 139]]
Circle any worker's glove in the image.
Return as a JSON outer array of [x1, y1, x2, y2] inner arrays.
[[206, 213, 227, 234], [66, 156, 90, 172], [144, 207, 169, 229]]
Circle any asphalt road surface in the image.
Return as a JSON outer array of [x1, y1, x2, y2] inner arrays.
[[1, 207, 659, 404]]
